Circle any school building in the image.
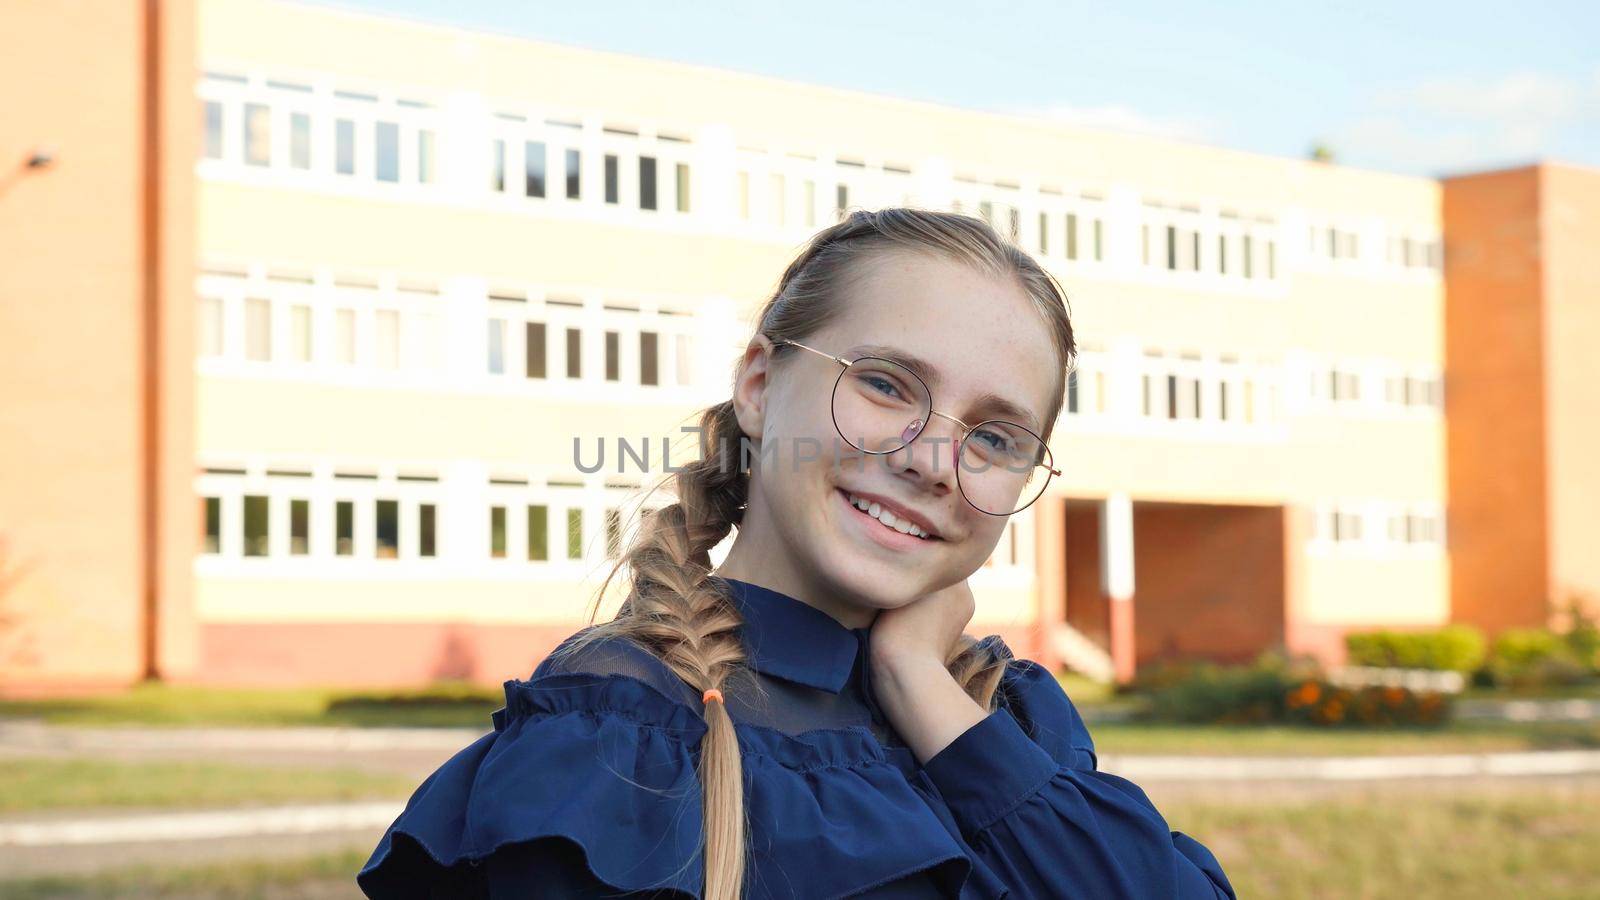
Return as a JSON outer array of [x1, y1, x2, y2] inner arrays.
[[2, 0, 1596, 693]]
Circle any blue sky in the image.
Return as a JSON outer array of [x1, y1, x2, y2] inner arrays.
[[313, 0, 1600, 179]]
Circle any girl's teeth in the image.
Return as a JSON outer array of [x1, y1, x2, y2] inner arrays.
[[848, 493, 930, 540]]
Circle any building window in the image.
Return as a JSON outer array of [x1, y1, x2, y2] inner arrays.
[[289, 113, 311, 169], [1218, 234, 1228, 275], [1406, 513, 1439, 544], [203, 101, 223, 159], [565, 148, 581, 199], [492, 139, 506, 192], [566, 327, 582, 378], [336, 309, 356, 364], [675, 333, 692, 385], [375, 121, 399, 182], [290, 304, 312, 362], [524, 140, 546, 198], [1331, 510, 1363, 542], [335, 119, 355, 175], [836, 183, 849, 220], [1065, 214, 1078, 260], [1165, 225, 1178, 270], [335, 500, 354, 555], [567, 508, 583, 559], [243, 495, 269, 557], [376, 310, 399, 369], [1242, 235, 1255, 278], [243, 103, 270, 166], [1093, 219, 1104, 261], [487, 319, 505, 375], [1329, 368, 1360, 402], [604, 154, 619, 204], [1037, 212, 1049, 254], [528, 504, 548, 561], [375, 499, 399, 558], [640, 332, 658, 386], [202, 496, 221, 554], [604, 331, 620, 381], [290, 498, 310, 555], [417, 130, 436, 183], [525, 322, 546, 379], [244, 298, 271, 362], [419, 503, 436, 557], [804, 180, 816, 226], [198, 297, 223, 358], [676, 162, 690, 212], [639, 155, 657, 210], [490, 506, 507, 559], [769, 173, 785, 224], [605, 508, 622, 559]]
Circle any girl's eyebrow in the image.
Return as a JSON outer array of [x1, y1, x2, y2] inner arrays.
[[847, 343, 1043, 432]]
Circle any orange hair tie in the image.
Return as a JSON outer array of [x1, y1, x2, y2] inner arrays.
[[702, 688, 724, 705]]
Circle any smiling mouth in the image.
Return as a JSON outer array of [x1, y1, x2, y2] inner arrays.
[[837, 488, 940, 541]]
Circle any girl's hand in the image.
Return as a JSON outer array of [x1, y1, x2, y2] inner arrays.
[[869, 578, 976, 669]]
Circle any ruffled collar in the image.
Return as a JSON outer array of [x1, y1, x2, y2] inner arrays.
[[711, 575, 869, 695]]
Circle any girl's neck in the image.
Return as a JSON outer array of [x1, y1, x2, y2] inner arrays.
[[716, 528, 878, 631]]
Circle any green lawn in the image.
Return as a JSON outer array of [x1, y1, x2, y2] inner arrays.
[[1089, 718, 1600, 756], [0, 681, 500, 729], [0, 758, 416, 813], [5, 783, 1597, 899], [1167, 780, 1600, 899], [0, 848, 370, 900]]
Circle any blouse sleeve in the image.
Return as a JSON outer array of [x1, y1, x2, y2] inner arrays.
[[917, 651, 1236, 900], [355, 667, 711, 899]]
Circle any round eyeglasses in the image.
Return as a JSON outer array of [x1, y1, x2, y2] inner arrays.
[[768, 337, 1060, 516]]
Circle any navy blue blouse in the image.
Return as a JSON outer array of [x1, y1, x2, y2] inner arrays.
[[357, 576, 1235, 898]]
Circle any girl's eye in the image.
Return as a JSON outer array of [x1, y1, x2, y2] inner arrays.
[[864, 375, 903, 399], [974, 428, 1013, 452]]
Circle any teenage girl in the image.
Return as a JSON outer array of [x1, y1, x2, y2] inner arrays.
[[358, 208, 1236, 899]]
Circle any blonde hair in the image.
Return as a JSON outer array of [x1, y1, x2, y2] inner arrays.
[[549, 207, 1077, 898]]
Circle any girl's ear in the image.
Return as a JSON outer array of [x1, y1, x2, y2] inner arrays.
[[730, 335, 775, 444]]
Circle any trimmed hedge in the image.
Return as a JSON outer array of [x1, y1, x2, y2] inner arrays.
[[1482, 628, 1593, 689], [1344, 625, 1486, 673], [324, 680, 502, 713]]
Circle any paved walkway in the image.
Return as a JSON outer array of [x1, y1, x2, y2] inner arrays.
[[1455, 697, 1600, 721]]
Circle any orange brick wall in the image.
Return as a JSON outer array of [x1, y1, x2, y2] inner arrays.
[[1131, 502, 1286, 666], [1441, 167, 1551, 634], [0, 0, 196, 694]]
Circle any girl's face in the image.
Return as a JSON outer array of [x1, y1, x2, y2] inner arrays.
[[728, 248, 1061, 622]]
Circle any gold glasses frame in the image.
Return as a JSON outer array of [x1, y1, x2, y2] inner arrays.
[[766, 336, 1062, 516]]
